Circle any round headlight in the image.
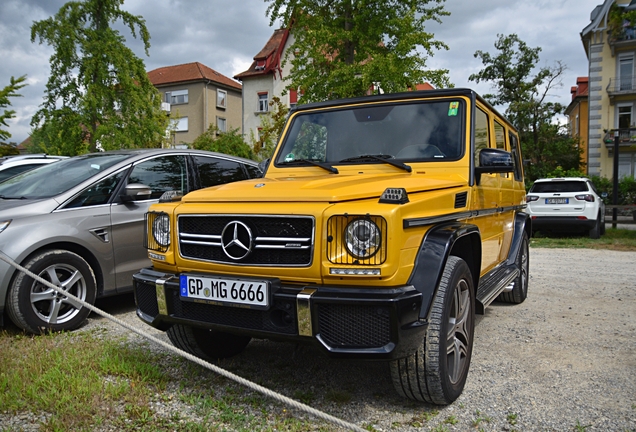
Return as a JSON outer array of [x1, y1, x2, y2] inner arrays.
[[344, 218, 381, 259], [152, 214, 171, 247]]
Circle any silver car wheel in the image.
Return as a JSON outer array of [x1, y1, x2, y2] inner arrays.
[[7, 249, 97, 334], [29, 263, 88, 325]]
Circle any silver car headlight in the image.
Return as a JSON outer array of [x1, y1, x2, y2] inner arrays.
[[152, 214, 171, 247], [0, 220, 11, 234], [344, 218, 381, 259]]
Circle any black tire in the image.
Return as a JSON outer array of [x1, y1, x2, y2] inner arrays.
[[6, 249, 97, 334], [601, 212, 606, 235], [390, 256, 475, 405], [497, 232, 529, 304], [167, 324, 251, 361], [589, 214, 601, 239]]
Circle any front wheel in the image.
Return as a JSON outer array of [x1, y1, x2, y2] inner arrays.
[[167, 324, 251, 361], [6, 249, 97, 334], [390, 256, 475, 404]]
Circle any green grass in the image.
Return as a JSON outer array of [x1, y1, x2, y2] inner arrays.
[[0, 328, 322, 431], [530, 228, 636, 251]]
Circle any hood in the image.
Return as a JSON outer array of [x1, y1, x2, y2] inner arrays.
[[0, 198, 58, 219], [182, 174, 466, 203]]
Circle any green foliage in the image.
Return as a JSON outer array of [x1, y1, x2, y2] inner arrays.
[[608, 3, 636, 40], [30, 0, 168, 155], [469, 34, 582, 182], [589, 175, 636, 205], [265, 0, 452, 103], [0, 75, 27, 141], [192, 125, 255, 159], [251, 96, 289, 162], [0, 144, 20, 157]]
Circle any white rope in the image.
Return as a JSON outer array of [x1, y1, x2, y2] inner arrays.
[[0, 251, 366, 432]]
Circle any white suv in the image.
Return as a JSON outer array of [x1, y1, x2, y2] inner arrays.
[[526, 177, 605, 238], [0, 154, 68, 182]]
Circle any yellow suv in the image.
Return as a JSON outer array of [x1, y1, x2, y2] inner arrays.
[[133, 88, 530, 405]]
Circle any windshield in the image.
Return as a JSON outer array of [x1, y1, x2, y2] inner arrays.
[[275, 99, 465, 166], [0, 153, 131, 199]]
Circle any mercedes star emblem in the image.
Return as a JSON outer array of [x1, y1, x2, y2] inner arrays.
[[221, 221, 253, 260]]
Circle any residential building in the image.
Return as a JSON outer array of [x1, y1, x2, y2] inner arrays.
[[148, 62, 242, 146], [565, 77, 589, 173], [234, 29, 437, 145], [234, 28, 296, 144], [581, 0, 636, 178]]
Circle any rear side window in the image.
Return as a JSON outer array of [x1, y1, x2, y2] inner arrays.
[[530, 181, 589, 193], [194, 155, 248, 188]]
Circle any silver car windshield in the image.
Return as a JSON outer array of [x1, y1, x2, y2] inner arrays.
[[0, 153, 131, 199]]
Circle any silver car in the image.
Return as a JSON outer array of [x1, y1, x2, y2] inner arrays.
[[0, 149, 261, 333]]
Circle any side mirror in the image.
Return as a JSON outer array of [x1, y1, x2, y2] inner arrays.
[[475, 148, 514, 185], [257, 158, 270, 176], [121, 183, 152, 202]]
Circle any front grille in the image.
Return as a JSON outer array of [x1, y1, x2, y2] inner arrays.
[[135, 280, 160, 317], [170, 291, 298, 335], [178, 215, 314, 266], [317, 303, 391, 348]]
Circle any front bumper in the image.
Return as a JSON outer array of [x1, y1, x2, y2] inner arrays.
[[133, 267, 426, 360]]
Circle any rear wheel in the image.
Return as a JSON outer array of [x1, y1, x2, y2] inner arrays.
[[6, 250, 97, 334], [167, 324, 251, 361], [589, 213, 601, 239], [497, 232, 529, 304], [390, 256, 475, 404]]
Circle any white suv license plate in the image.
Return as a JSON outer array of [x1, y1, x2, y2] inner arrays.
[[180, 275, 269, 309], [546, 198, 568, 204]]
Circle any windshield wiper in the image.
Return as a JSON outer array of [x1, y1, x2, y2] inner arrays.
[[279, 159, 339, 174], [0, 195, 27, 200], [339, 154, 412, 173]]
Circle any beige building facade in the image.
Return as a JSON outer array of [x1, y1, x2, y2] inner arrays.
[[582, 0, 636, 178], [148, 62, 242, 146], [234, 29, 297, 144]]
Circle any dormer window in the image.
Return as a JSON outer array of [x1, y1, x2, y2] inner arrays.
[[255, 60, 266, 71]]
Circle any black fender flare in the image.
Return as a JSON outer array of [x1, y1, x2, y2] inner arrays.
[[506, 212, 532, 266], [408, 222, 482, 320]]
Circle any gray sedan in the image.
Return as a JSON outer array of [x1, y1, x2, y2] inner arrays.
[[0, 149, 261, 333]]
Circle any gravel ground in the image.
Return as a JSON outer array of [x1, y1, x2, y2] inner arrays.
[[7, 247, 636, 431]]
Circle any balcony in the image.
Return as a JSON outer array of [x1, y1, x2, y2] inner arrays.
[[608, 25, 636, 55], [602, 128, 636, 152], [606, 77, 636, 101]]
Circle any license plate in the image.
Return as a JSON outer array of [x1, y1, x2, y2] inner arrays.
[[546, 198, 568, 204], [180, 274, 269, 309]]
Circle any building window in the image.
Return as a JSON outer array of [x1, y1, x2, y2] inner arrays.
[[619, 56, 634, 91], [258, 92, 269, 112], [165, 89, 188, 105], [172, 117, 188, 132], [217, 89, 227, 108], [217, 117, 226, 133]]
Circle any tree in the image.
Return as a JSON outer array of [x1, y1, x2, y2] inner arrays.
[[192, 126, 255, 160], [469, 34, 582, 182], [250, 96, 289, 161], [0, 75, 27, 142], [30, 0, 168, 155], [265, 0, 451, 102]]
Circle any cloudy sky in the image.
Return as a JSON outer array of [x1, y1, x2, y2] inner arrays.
[[1, 0, 603, 145]]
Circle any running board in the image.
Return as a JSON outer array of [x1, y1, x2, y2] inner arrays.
[[476, 265, 519, 314]]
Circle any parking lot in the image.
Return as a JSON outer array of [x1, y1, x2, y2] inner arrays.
[[82, 246, 636, 431]]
